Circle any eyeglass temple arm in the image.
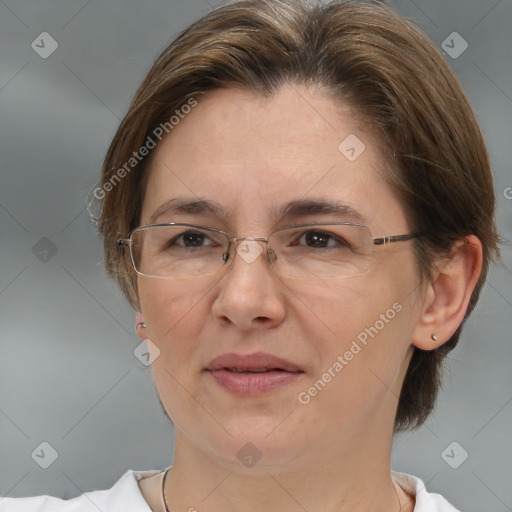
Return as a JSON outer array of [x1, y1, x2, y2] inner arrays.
[[373, 233, 421, 246]]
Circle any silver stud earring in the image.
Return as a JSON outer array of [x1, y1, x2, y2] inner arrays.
[[431, 334, 438, 341], [136, 322, 146, 331]]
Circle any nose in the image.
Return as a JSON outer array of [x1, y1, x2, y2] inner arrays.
[[211, 238, 286, 331]]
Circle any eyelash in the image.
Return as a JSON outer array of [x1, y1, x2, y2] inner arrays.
[[169, 229, 349, 250]]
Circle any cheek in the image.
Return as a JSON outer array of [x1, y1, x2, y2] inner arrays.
[[293, 287, 413, 433], [289, 275, 401, 344], [139, 275, 210, 326], [137, 277, 213, 366], [137, 278, 213, 420], [290, 260, 418, 393]]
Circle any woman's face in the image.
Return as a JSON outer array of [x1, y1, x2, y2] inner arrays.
[[137, 85, 425, 472]]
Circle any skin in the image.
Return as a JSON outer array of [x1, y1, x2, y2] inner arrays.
[[134, 84, 482, 512]]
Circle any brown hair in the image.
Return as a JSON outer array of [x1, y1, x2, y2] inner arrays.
[[96, 0, 500, 431]]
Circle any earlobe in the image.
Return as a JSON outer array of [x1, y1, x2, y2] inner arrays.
[[412, 236, 483, 351], [135, 311, 147, 340]]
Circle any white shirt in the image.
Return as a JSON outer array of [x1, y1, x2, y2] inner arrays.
[[0, 469, 460, 511]]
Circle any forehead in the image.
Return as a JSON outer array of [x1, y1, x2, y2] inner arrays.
[[141, 85, 408, 233]]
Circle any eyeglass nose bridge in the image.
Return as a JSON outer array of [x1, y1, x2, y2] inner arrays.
[[225, 236, 277, 266]]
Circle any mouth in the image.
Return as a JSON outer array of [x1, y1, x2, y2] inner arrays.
[[205, 352, 304, 396], [206, 352, 303, 372], [222, 367, 296, 373]]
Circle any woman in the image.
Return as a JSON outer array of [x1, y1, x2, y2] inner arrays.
[[1, 0, 500, 510]]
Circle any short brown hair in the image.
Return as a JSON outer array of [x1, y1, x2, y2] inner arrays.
[[96, 0, 500, 431]]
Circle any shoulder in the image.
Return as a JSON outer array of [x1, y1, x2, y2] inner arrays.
[[0, 469, 160, 512], [392, 470, 461, 512]]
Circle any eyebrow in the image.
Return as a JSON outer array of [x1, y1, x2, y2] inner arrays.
[[149, 197, 365, 225], [279, 199, 364, 223], [149, 198, 225, 223]]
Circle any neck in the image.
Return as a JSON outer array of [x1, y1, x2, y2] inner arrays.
[[162, 429, 410, 512]]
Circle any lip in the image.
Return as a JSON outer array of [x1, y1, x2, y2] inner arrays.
[[205, 352, 304, 396]]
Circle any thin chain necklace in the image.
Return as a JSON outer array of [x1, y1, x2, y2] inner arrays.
[[393, 480, 403, 511], [161, 466, 171, 512], [160, 466, 403, 512]]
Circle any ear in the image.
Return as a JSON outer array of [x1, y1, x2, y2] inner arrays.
[[135, 311, 147, 341], [412, 235, 483, 350]]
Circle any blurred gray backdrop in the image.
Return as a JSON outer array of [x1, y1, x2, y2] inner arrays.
[[1, 0, 511, 510]]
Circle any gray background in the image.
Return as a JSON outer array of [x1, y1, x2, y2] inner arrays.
[[0, 0, 511, 510]]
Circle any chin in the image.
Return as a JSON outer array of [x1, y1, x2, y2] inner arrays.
[[207, 415, 307, 472]]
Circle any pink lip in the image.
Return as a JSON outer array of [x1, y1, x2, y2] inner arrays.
[[205, 352, 304, 396]]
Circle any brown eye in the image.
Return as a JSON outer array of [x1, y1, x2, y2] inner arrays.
[[293, 230, 349, 250], [167, 230, 217, 249]]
